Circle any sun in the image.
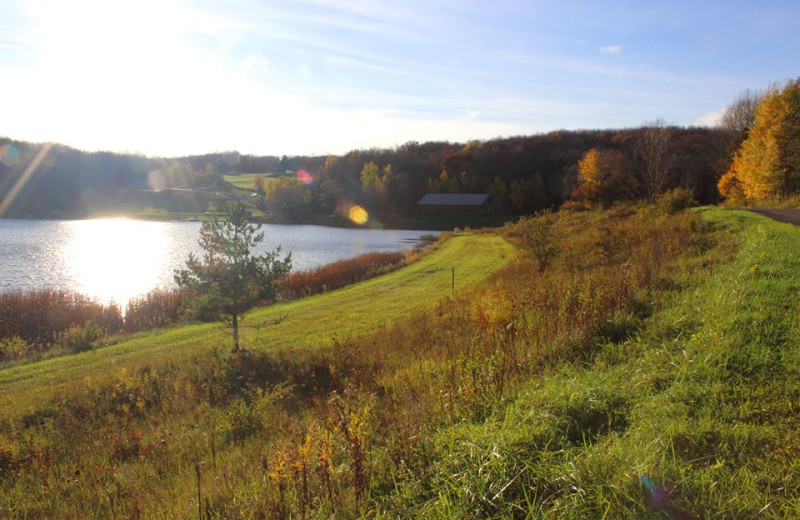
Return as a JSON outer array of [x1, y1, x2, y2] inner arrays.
[[66, 219, 170, 306], [20, 0, 225, 154]]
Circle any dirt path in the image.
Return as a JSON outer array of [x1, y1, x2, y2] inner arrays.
[[747, 208, 800, 226]]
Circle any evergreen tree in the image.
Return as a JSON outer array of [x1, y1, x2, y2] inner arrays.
[[174, 202, 291, 352]]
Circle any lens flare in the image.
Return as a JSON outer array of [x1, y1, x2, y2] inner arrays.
[[0, 144, 20, 166], [348, 205, 369, 225], [296, 169, 314, 186], [639, 475, 670, 507], [147, 169, 166, 191]]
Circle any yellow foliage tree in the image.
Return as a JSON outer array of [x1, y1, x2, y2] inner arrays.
[[572, 148, 638, 206], [717, 154, 745, 203], [720, 78, 800, 202]]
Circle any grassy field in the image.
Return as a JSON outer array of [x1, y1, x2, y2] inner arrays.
[[3, 206, 799, 519], [0, 234, 514, 422], [223, 173, 290, 190]]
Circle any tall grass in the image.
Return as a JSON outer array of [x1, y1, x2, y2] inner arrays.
[[124, 288, 184, 333], [0, 205, 758, 519]]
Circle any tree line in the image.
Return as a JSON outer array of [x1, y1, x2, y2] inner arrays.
[[8, 81, 797, 222]]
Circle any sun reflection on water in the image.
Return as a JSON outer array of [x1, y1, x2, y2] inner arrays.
[[66, 219, 170, 306]]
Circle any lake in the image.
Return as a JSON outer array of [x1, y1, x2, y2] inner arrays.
[[0, 219, 435, 306]]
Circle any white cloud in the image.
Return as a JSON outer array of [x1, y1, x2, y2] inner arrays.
[[693, 109, 725, 127], [600, 45, 623, 55]]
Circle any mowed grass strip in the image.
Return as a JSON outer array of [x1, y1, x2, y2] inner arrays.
[[223, 173, 287, 190], [0, 234, 514, 420]]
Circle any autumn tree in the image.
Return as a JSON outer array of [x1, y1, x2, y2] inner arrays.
[[174, 202, 292, 353], [719, 79, 800, 202], [381, 163, 393, 195], [427, 169, 460, 193], [489, 176, 509, 212], [508, 176, 549, 213], [253, 174, 265, 196], [634, 120, 674, 201], [360, 161, 381, 193], [263, 177, 312, 218], [571, 148, 638, 206]]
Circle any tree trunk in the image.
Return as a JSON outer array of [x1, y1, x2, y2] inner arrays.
[[232, 313, 239, 353]]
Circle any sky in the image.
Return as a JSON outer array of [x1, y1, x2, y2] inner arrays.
[[1, 0, 798, 158]]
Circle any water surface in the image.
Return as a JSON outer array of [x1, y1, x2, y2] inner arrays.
[[0, 219, 434, 305]]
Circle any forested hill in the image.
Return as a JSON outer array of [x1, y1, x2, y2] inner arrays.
[[0, 125, 733, 221]]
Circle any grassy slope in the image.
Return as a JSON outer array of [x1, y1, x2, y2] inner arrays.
[[409, 209, 800, 519], [0, 234, 514, 421]]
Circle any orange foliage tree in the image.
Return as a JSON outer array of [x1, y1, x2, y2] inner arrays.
[[719, 78, 800, 202], [571, 148, 638, 206]]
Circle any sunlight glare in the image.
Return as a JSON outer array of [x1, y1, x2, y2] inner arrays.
[[66, 219, 170, 306]]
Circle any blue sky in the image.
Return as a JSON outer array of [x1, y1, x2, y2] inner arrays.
[[1, 0, 798, 157]]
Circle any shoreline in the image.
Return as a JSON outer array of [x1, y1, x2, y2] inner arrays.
[[0, 211, 514, 231]]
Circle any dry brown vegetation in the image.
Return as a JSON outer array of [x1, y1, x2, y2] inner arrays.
[[280, 251, 406, 300]]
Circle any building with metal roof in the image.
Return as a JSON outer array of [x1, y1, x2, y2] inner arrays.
[[416, 193, 490, 214]]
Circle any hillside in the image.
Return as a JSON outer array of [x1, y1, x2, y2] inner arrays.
[[1, 205, 798, 518], [389, 208, 800, 518]]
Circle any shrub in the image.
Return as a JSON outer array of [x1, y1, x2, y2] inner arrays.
[[560, 199, 589, 212], [0, 335, 32, 361], [658, 187, 696, 215], [62, 321, 102, 353], [513, 212, 559, 272], [125, 288, 184, 332]]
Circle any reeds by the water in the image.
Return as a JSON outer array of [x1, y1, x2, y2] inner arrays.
[[280, 251, 406, 299], [0, 288, 123, 351]]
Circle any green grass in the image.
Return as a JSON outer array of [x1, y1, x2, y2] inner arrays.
[[223, 172, 289, 190], [0, 234, 514, 421], [397, 208, 800, 518]]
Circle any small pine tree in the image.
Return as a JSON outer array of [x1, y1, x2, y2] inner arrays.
[[174, 202, 291, 352]]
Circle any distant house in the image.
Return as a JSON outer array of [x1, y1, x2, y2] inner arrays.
[[416, 193, 490, 215]]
